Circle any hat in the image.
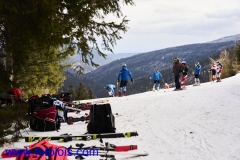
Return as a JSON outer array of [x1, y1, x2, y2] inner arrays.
[[181, 61, 186, 64], [122, 63, 127, 67], [195, 62, 200, 65], [172, 57, 179, 61]]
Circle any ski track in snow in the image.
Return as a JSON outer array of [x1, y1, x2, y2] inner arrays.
[[1, 74, 240, 160]]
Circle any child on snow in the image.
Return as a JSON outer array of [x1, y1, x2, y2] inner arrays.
[[150, 69, 162, 91], [117, 63, 133, 96], [193, 62, 201, 86], [209, 64, 217, 82], [216, 62, 223, 82], [105, 84, 116, 97], [180, 61, 188, 89]]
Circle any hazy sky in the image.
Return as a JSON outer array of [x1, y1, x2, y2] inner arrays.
[[108, 0, 240, 54]]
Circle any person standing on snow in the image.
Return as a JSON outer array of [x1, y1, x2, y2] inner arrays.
[[209, 63, 217, 82], [216, 61, 223, 82], [193, 62, 201, 86], [180, 61, 188, 89], [150, 69, 162, 91], [172, 57, 184, 91], [105, 84, 116, 97], [117, 63, 133, 96]]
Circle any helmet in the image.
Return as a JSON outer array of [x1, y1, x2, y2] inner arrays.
[[122, 63, 127, 67], [172, 57, 179, 61], [181, 61, 186, 64]]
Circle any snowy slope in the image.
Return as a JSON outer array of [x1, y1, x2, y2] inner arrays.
[[1, 73, 240, 160]]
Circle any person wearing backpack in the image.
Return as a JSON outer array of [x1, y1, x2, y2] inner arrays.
[[180, 61, 188, 89], [117, 63, 133, 96], [150, 69, 162, 91]]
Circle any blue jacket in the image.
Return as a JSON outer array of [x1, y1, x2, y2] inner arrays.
[[106, 84, 115, 96], [106, 84, 115, 90], [151, 71, 162, 80], [194, 65, 201, 74], [118, 67, 133, 81]]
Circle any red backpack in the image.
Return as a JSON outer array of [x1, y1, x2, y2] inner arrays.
[[16, 139, 68, 160]]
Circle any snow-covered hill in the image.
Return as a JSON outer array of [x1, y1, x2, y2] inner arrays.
[[1, 73, 240, 160], [208, 34, 240, 43]]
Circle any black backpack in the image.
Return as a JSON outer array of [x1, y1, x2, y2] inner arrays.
[[87, 103, 116, 134]]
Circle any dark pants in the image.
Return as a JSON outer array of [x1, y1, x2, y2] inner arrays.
[[120, 80, 128, 87], [174, 75, 181, 89]]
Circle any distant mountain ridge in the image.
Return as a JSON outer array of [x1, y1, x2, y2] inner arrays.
[[63, 33, 239, 98], [66, 51, 139, 73], [207, 34, 240, 43]]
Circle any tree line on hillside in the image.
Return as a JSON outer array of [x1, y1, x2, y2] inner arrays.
[[66, 83, 95, 100]]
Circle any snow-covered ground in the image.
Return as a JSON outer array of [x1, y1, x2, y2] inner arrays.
[[1, 73, 240, 160]]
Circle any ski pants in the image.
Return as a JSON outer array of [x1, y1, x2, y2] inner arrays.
[[153, 80, 160, 88], [181, 75, 187, 86], [119, 80, 128, 91], [174, 74, 181, 89]]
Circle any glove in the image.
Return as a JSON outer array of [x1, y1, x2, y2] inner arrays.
[[150, 77, 152, 79], [117, 79, 119, 82]]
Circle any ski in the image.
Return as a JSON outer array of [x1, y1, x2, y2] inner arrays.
[[1, 144, 138, 158], [72, 143, 137, 152], [116, 81, 119, 97], [66, 106, 83, 112], [24, 132, 138, 142], [75, 152, 148, 160], [62, 116, 89, 125]]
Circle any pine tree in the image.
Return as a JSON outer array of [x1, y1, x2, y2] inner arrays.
[[0, 0, 135, 90], [76, 82, 89, 100], [236, 45, 240, 64], [67, 85, 77, 100], [88, 88, 96, 99]]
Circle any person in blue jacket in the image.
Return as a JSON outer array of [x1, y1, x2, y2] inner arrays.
[[117, 64, 133, 96], [150, 69, 162, 91], [193, 62, 202, 86], [105, 84, 116, 97]]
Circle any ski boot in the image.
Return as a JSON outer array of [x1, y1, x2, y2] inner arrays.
[[193, 82, 198, 86], [118, 91, 122, 97], [157, 87, 159, 91], [152, 87, 155, 91]]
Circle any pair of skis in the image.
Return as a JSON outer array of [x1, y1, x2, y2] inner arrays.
[[1, 142, 148, 159], [24, 131, 139, 142]]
